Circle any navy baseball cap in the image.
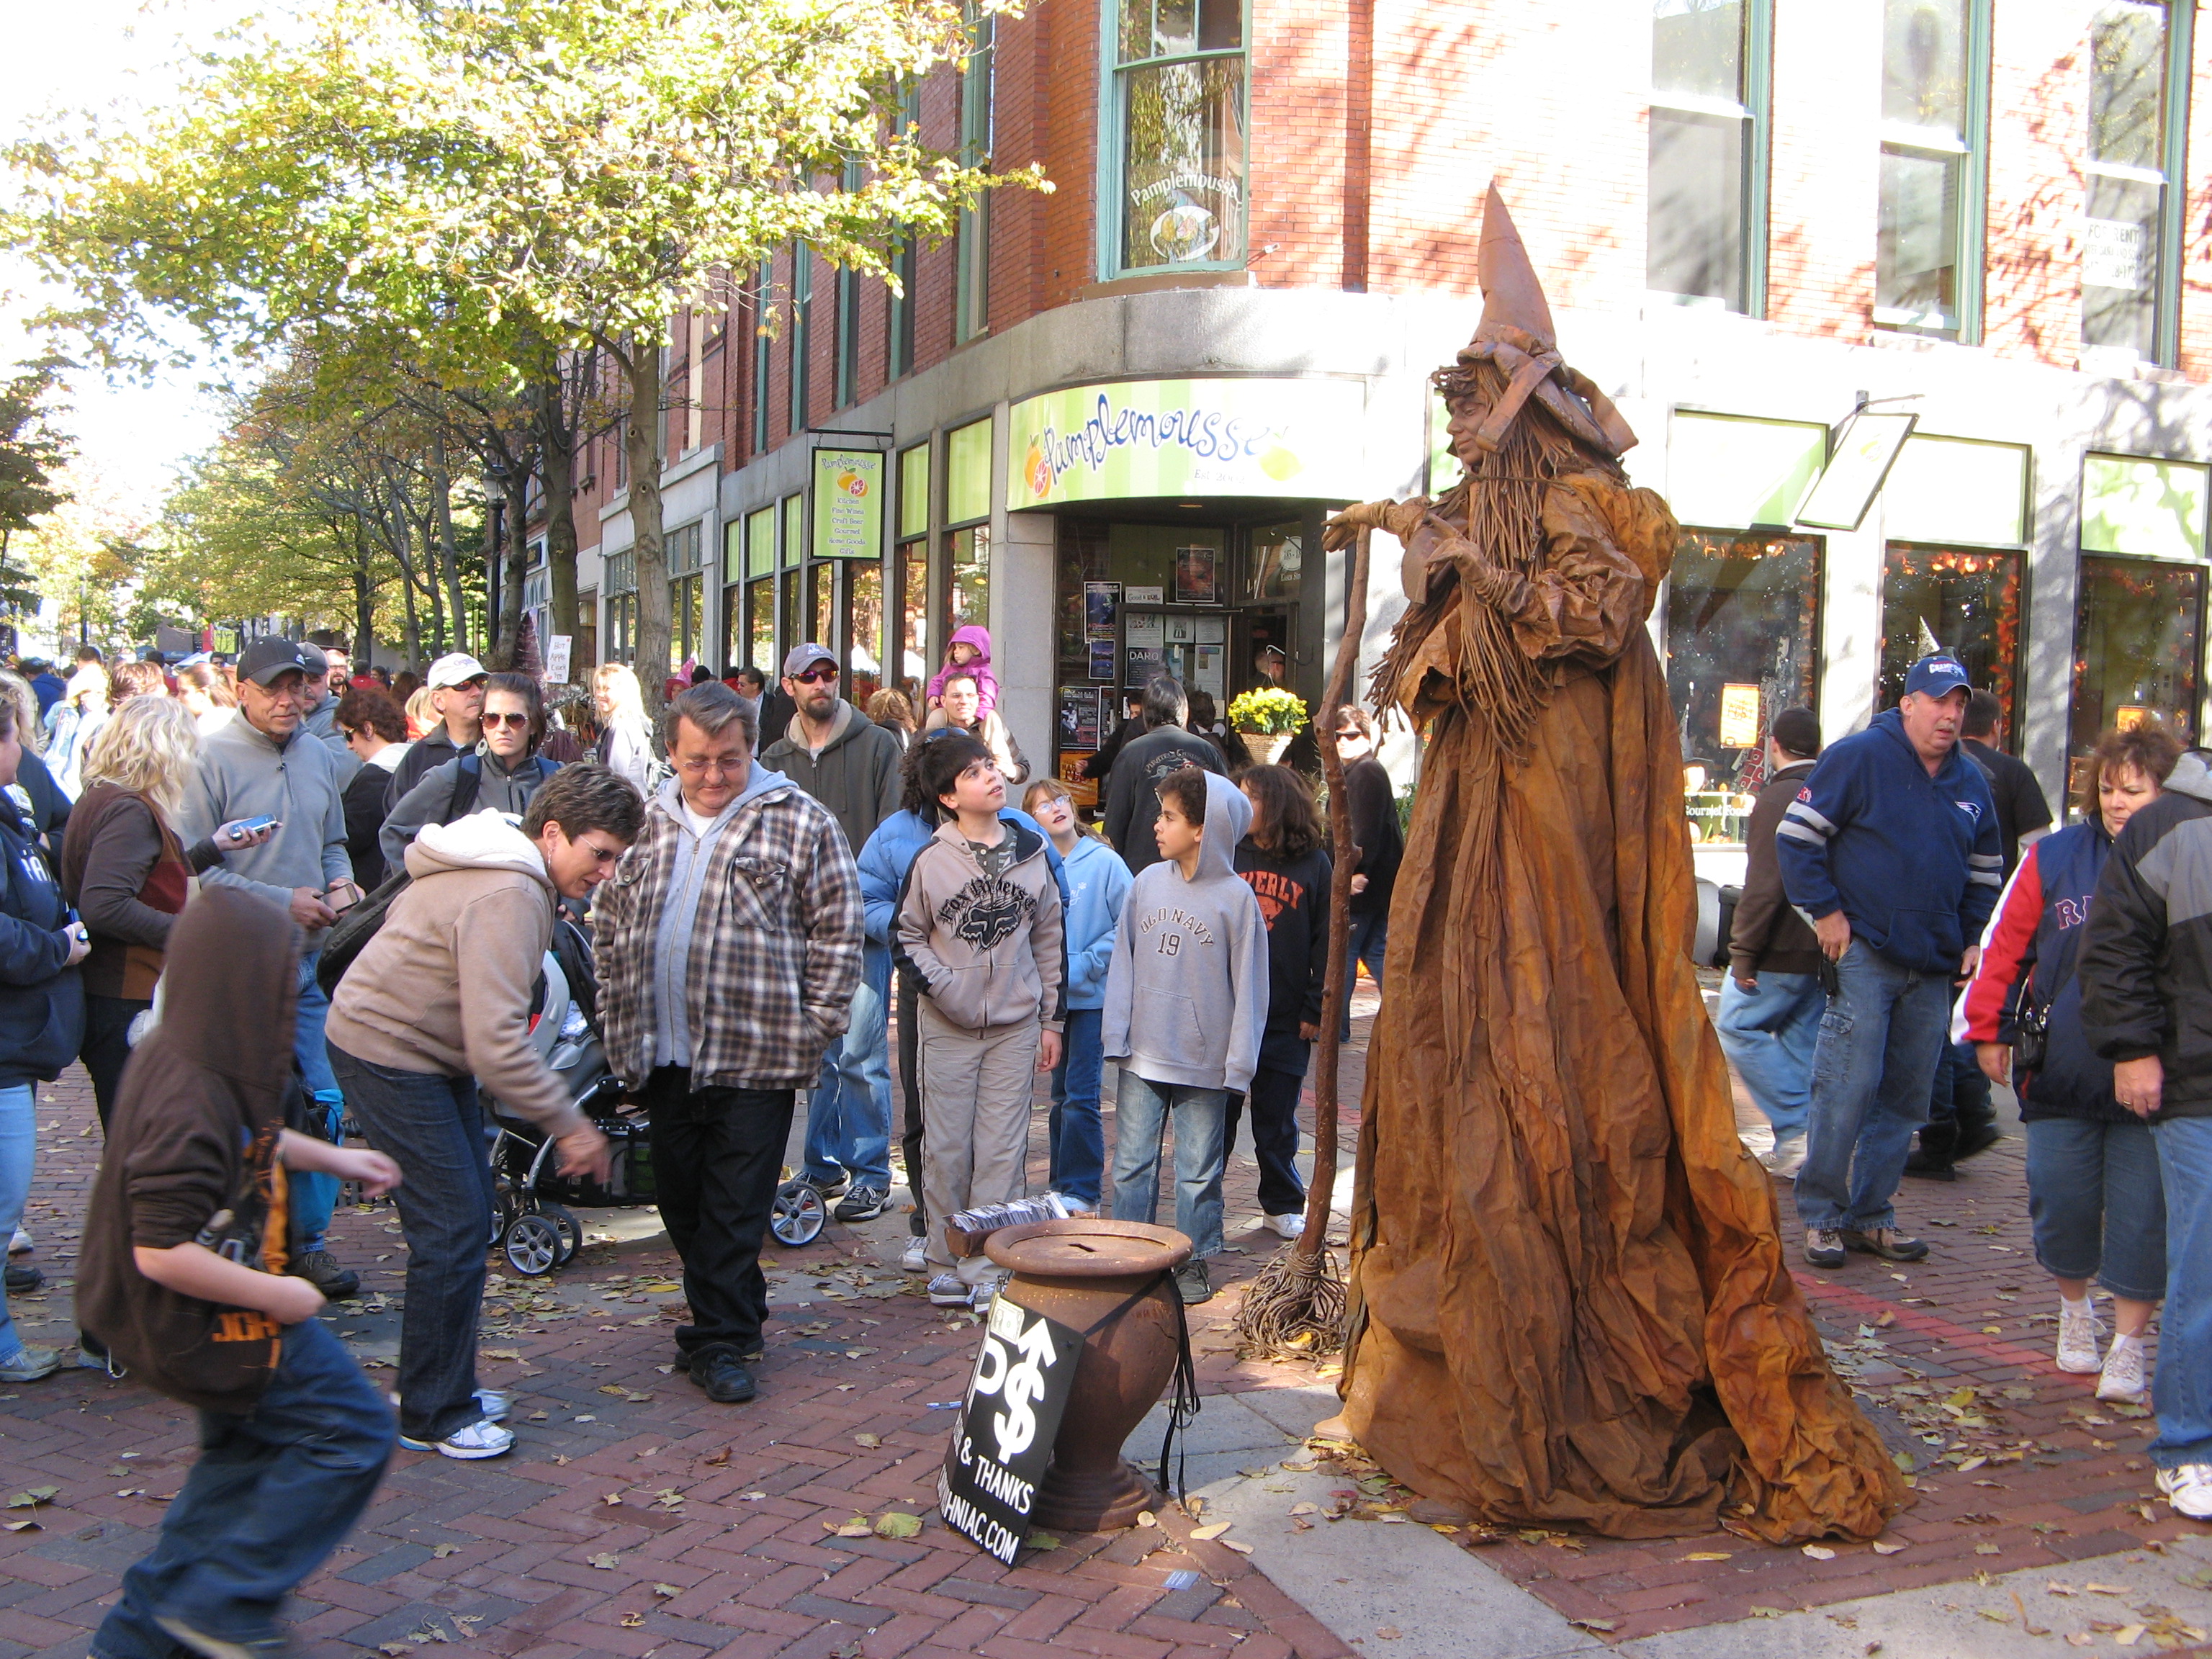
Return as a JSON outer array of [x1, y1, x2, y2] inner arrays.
[[1904, 655, 1972, 699]]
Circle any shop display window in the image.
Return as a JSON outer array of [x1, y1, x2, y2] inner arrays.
[[899, 541, 929, 697], [948, 526, 990, 637], [811, 562, 833, 644], [847, 561, 884, 701], [1877, 544, 2020, 719], [1246, 523, 1301, 602], [2072, 554, 2202, 752], [746, 581, 775, 673], [1110, 0, 1246, 274], [1664, 531, 1821, 842]]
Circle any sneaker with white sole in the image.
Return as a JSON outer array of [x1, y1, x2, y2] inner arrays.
[[2056, 1299, 2104, 1375], [1264, 1212, 1307, 1241], [832, 1184, 891, 1223], [2096, 1336, 2148, 1402], [397, 1417, 514, 1460], [1804, 1227, 1845, 1269], [387, 1387, 509, 1421], [899, 1237, 927, 1273], [9, 1225, 32, 1256], [2157, 1462, 2212, 1521], [1759, 1136, 1808, 1178], [0, 1346, 63, 1383], [928, 1274, 974, 1307]]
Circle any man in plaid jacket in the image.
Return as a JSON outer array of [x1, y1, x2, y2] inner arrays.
[[595, 683, 864, 1406]]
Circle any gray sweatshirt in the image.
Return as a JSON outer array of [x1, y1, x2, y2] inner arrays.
[[176, 715, 352, 908], [1100, 770, 1271, 1093]]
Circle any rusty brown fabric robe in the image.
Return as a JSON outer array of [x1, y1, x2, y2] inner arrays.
[[1339, 469, 1906, 1544]]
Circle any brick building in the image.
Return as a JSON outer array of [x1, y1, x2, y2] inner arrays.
[[547, 0, 2212, 869]]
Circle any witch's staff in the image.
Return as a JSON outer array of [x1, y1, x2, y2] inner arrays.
[[1235, 524, 1372, 1355]]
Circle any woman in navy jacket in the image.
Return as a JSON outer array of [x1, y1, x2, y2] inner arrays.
[[0, 692, 90, 1381], [1957, 721, 2180, 1407]]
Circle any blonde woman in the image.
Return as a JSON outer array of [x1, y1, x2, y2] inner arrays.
[[0, 670, 67, 855], [404, 684, 437, 740], [44, 665, 112, 799], [176, 661, 238, 738], [592, 662, 655, 793], [58, 697, 271, 1123]]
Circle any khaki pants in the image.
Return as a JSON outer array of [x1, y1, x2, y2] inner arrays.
[[917, 999, 1039, 1282]]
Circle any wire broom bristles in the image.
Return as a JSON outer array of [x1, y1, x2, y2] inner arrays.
[[1234, 1237, 1348, 1359]]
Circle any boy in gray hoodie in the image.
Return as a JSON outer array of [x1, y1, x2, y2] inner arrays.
[[895, 733, 1065, 1307], [1103, 768, 1270, 1304]]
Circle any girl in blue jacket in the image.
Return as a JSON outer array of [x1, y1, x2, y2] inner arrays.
[[1025, 778, 1130, 1211]]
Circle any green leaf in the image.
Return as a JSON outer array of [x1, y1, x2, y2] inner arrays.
[[873, 1511, 922, 1539]]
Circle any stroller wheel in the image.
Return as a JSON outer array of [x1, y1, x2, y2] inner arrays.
[[503, 1213, 564, 1277], [541, 1203, 583, 1265], [770, 1179, 826, 1246]]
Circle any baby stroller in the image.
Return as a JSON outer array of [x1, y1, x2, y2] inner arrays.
[[486, 916, 827, 1276]]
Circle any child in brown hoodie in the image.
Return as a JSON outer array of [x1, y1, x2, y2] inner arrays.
[[894, 732, 1064, 1307]]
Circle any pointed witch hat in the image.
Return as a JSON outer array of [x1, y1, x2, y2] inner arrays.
[[1450, 183, 1638, 458]]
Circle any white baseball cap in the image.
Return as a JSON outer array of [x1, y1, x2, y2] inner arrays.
[[426, 652, 489, 690]]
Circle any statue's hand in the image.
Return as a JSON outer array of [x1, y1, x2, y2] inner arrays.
[[1323, 498, 1429, 552]]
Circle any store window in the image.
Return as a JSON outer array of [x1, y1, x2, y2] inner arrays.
[[742, 507, 775, 671], [1876, 0, 1987, 339], [2073, 557, 2202, 751], [848, 562, 884, 702], [1647, 0, 1769, 314], [1246, 522, 1301, 602], [1878, 544, 2021, 718], [948, 528, 990, 638], [604, 550, 637, 665], [896, 443, 931, 698], [665, 522, 703, 672], [2085, 1, 2192, 366], [750, 261, 773, 457], [1106, 0, 1247, 275], [574, 588, 599, 678], [1663, 531, 1822, 842], [956, 4, 994, 342], [781, 494, 804, 660], [788, 245, 811, 436]]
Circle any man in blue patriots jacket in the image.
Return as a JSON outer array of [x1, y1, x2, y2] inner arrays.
[[1776, 655, 2003, 1271]]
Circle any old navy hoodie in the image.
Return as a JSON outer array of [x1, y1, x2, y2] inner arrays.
[[1101, 771, 1271, 1094]]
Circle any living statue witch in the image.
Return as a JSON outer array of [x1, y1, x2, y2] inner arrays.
[[1321, 187, 1904, 1543]]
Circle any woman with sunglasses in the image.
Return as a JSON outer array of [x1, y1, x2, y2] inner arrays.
[[378, 673, 560, 876]]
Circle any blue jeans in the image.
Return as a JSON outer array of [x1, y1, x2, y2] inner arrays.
[[91, 1318, 392, 1656], [330, 1045, 494, 1443], [1339, 910, 1388, 1040], [1714, 970, 1824, 1144], [2025, 1116, 2167, 1303], [292, 949, 340, 1253], [1110, 1071, 1228, 1259], [2152, 1115, 2212, 1470], [0, 1082, 31, 1360], [1048, 1007, 1106, 1205], [1792, 945, 1952, 1233], [804, 961, 891, 1190]]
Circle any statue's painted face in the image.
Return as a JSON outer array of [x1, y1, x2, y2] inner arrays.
[[1444, 395, 1495, 469]]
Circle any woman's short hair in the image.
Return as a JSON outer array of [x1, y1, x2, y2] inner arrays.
[[483, 671, 546, 747], [81, 695, 200, 819], [405, 685, 436, 731], [2077, 721, 2184, 819], [66, 665, 112, 706], [337, 686, 408, 746], [1336, 704, 1378, 742], [522, 762, 646, 845], [1239, 764, 1325, 858], [914, 730, 995, 817], [111, 662, 168, 703]]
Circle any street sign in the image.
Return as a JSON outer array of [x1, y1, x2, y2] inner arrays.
[[938, 1293, 1081, 1564]]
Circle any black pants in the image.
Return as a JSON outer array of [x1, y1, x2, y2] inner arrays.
[[81, 994, 150, 1130], [896, 975, 927, 1238], [1224, 1065, 1308, 1216], [642, 1067, 793, 1362]]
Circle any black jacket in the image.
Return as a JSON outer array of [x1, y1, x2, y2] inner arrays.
[[2080, 752, 2212, 1118], [0, 792, 85, 1088], [1234, 840, 1332, 1076], [1727, 760, 1823, 979], [1342, 756, 1402, 917], [1103, 726, 1227, 874], [385, 723, 467, 811]]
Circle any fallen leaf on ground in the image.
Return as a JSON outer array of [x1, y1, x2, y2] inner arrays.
[[4, 1486, 58, 1508], [854, 1433, 881, 1448], [653, 1583, 680, 1598], [588, 1553, 620, 1569], [1191, 1522, 1232, 1539], [1568, 1618, 1617, 1634], [1025, 1529, 1061, 1551], [619, 1612, 643, 1628], [1375, 1627, 1401, 1640], [873, 1512, 922, 1539], [1872, 1541, 1906, 1555], [1683, 1551, 1732, 1561], [1218, 1538, 1252, 1554], [1803, 1545, 1835, 1560], [432, 1544, 461, 1557]]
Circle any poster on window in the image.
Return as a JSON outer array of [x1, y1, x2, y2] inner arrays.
[[1125, 612, 1166, 647], [1058, 686, 1102, 750], [1088, 642, 1117, 682], [940, 1295, 1082, 1565], [1174, 546, 1219, 605], [1717, 683, 1763, 750], [1165, 616, 1196, 644], [1193, 644, 1225, 698], [1084, 581, 1120, 641], [1125, 645, 1169, 685]]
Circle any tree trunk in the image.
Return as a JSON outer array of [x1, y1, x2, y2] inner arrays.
[[538, 378, 581, 648], [622, 338, 670, 719]]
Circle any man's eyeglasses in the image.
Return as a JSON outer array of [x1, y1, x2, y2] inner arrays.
[[482, 711, 531, 729], [793, 665, 838, 685]]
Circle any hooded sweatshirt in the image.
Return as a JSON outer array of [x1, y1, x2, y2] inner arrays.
[[896, 815, 1065, 1033], [1102, 771, 1271, 1093], [78, 887, 300, 1413], [1059, 834, 1133, 1010], [0, 789, 84, 1087], [761, 699, 904, 855], [925, 625, 1000, 718], [325, 811, 587, 1136], [378, 747, 559, 873], [1235, 835, 1332, 1076]]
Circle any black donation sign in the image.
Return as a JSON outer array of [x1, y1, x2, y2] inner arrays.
[[938, 1293, 1081, 1563]]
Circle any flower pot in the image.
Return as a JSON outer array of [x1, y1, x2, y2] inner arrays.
[[1240, 731, 1293, 767], [985, 1219, 1192, 1532]]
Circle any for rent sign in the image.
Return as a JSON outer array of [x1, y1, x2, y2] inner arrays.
[[939, 1294, 1081, 1564]]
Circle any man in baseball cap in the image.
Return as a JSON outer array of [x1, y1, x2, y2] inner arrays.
[[389, 654, 490, 806], [292, 643, 359, 783]]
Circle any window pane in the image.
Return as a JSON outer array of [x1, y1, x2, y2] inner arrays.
[[1652, 0, 1743, 102], [1876, 148, 1959, 326], [1197, 0, 1241, 52], [1664, 533, 1822, 834], [949, 525, 990, 637], [2091, 2, 2166, 169], [811, 562, 834, 643], [1878, 545, 2021, 719], [1120, 0, 1152, 63], [947, 419, 992, 524], [780, 567, 800, 657], [1882, 0, 1966, 135], [848, 561, 884, 701], [1122, 58, 1247, 269], [747, 506, 775, 579], [1154, 0, 1195, 56], [747, 580, 775, 673], [899, 443, 931, 539], [2084, 172, 2161, 357], [1647, 108, 1747, 306], [2072, 555, 2200, 752], [1247, 523, 1303, 602], [782, 494, 804, 567], [899, 539, 929, 697]]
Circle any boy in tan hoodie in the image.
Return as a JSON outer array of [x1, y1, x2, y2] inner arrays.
[[894, 732, 1064, 1306]]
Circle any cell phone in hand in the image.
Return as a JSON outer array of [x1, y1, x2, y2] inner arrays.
[[236, 815, 279, 835], [322, 878, 364, 913]]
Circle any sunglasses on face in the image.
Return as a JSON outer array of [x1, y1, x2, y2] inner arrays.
[[793, 665, 838, 685], [482, 711, 531, 729]]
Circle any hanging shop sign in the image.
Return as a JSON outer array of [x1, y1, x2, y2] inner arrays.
[[940, 1295, 1082, 1565], [1668, 412, 1828, 531], [1007, 378, 1367, 511], [811, 448, 886, 560]]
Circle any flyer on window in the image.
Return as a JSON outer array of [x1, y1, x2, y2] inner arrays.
[[1174, 545, 1219, 605], [1058, 686, 1102, 750], [1087, 640, 1117, 681], [1084, 581, 1120, 642]]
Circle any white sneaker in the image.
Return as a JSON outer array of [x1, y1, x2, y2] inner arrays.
[[2056, 1298, 2104, 1375], [2096, 1336, 2148, 1402], [1759, 1137, 1808, 1178], [1264, 1212, 1307, 1241], [927, 1274, 973, 1307], [900, 1238, 927, 1273], [398, 1417, 514, 1460], [7, 1226, 30, 1256], [387, 1387, 510, 1421], [2157, 1463, 2212, 1521]]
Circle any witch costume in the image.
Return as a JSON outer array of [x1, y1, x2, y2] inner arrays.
[[1327, 187, 1904, 1543]]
